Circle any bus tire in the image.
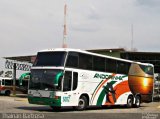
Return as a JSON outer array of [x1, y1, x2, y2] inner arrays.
[[127, 95, 133, 108], [5, 90, 11, 96], [134, 95, 141, 108], [75, 96, 88, 111]]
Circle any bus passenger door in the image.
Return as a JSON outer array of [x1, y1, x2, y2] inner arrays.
[[62, 71, 78, 106]]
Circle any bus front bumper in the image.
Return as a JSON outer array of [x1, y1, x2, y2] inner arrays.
[[28, 96, 61, 107]]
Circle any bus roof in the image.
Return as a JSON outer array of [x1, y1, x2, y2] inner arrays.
[[39, 48, 153, 67]]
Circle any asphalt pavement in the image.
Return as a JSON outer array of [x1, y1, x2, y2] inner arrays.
[[0, 95, 160, 119]]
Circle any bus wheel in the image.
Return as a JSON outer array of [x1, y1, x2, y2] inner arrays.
[[5, 90, 11, 96], [127, 96, 133, 108], [75, 96, 88, 111], [134, 96, 141, 108]]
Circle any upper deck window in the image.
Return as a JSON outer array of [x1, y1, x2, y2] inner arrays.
[[33, 51, 66, 66], [66, 52, 79, 68]]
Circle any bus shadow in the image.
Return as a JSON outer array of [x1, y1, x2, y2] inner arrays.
[[16, 105, 147, 112], [0, 94, 8, 96], [17, 106, 53, 112], [16, 106, 77, 112]]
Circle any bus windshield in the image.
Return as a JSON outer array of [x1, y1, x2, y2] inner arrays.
[[29, 69, 63, 91], [140, 65, 154, 75], [33, 51, 66, 66]]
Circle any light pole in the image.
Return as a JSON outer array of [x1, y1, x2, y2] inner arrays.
[[13, 63, 16, 96]]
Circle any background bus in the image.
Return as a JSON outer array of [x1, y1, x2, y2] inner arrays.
[[28, 48, 154, 110], [0, 77, 28, 96]]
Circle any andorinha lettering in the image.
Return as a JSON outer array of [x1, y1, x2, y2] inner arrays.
[[93, 73, 126, 80]]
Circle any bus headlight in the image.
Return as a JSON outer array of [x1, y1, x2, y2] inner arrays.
[[143, 78, 148, 87]]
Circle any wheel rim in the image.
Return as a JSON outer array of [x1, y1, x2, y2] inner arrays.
[[78, 99, 85, 109], [128, 98, 132, 104], [136, 97, 140, 106], [128, 98, 132, 107]]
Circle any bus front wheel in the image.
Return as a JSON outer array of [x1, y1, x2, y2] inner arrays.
[[75, 96, 88, 111]]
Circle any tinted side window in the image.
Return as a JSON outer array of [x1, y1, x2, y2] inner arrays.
[[117, 61, 130, 74], [63, 71, 72, 91], [5, 80, 12, 86], [2, 79, 4, 85], [16, 80, 19, 86], [93, 56, 105, 72], [73, 72, 78, 90], [66, 52, 78, 68], [79, 53, 93, 70], [106, 59, 117, 73]]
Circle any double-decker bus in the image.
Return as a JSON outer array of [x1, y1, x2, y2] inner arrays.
[[0, 76, 28, 96], [28, 48, 154, 110]]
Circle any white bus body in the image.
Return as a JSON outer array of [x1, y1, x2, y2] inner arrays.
[[28, 48, 154, 110]]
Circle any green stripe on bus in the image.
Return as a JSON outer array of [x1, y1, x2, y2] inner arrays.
[[96, 81, 117, 106], [91, 80, 103, 101], [96, 89, 106, 106], [28, 96, 61, 106]]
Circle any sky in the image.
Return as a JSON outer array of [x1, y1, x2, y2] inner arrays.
[[0, 0, 160, 58]]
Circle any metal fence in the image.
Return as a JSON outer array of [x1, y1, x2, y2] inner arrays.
[[153, 74, 160, 102]]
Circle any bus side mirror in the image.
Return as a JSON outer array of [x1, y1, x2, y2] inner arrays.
[[54, 72, 63, 86], [19, 72, 30, 86]]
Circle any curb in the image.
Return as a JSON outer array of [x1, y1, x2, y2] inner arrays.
[[14, 98, 28, 102]]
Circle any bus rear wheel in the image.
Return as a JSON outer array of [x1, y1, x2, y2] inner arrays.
[[75, 96, 88, 111], [127, 96, 133, 108], [134, 96, 141, 108]]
